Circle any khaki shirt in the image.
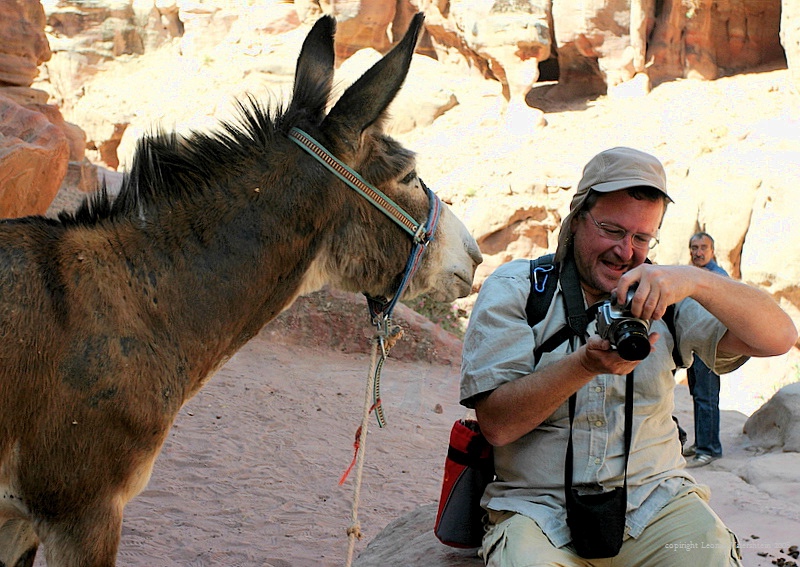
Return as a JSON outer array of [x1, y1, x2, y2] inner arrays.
[[460, 258, 747, 547]]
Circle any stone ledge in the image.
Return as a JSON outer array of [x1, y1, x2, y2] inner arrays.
[[354, 504, 482, 567]]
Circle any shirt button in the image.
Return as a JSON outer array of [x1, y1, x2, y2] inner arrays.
[[595, 386, 602, 392], [594, 420, 603, 427], [594, 458, 601, 465]]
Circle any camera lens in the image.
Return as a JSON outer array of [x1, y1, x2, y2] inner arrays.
[[613, 321, 650, 361]]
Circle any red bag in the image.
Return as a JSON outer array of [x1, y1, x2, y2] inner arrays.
[[434, 419, 495, 548]]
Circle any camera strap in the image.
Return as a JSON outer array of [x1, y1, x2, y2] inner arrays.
[[554, 255, 634, 547], [565, 373, 634, 492], [561, 255, 590, 337], [564, 373, 633, 558]]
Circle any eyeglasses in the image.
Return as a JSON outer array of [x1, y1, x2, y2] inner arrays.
[[585, 211, 659, 250]]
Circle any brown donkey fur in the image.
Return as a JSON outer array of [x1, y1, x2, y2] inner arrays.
[[0, 14, 482, 566]]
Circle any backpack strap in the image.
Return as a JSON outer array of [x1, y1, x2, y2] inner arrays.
[[527, 253, 588, 364], [525, 253, 558, 327], [663, 303, 683, 370]]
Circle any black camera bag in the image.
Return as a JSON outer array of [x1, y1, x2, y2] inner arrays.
[[564, 374, 634, 558]]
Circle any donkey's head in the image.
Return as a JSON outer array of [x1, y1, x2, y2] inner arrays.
[[284, 14, 482, 304]]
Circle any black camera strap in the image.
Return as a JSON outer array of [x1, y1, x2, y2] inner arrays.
[[524, 252, 669, 554], [564, 372, 633, 558], [561, 255, 590, 337], [534, 254, 632, 550]]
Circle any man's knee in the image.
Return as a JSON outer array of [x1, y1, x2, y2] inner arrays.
[[482, 512, 583, 567], [629, 489, 741, 566]]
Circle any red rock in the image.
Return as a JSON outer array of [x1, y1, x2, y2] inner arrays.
[[262, 288, 464, 366], [0, 0, 51, 87], [0, 94, 69, 218]]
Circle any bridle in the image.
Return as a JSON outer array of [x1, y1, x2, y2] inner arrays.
[[288, 127, 442, 323], [288, 126, 442, 429]]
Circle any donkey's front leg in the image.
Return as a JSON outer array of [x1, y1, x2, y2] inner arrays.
[[40, 504, 123, 567]]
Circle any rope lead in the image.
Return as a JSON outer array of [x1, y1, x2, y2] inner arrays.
[[342, 322, 404, 566], [343, 338, 381, 567]]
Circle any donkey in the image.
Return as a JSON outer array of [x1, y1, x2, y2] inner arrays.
[[0, 13, 482, 566]]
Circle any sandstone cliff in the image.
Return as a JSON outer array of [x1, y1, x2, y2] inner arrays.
[[2, 0, 799, 352]]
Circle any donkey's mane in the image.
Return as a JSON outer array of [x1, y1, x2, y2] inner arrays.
[[58, 91, 327, 227]]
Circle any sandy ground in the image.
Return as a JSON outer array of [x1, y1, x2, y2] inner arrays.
[[30, 326, 799, 566], [84, 333, 465, 567]]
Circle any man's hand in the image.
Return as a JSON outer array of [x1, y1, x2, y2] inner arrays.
[[578, 333, 660, 375], [616, 265, 699, 321], [616, 263, 797, 358]]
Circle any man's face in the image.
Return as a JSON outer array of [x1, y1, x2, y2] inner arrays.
[[690, 235, 714, 267], [571, 191, 664, 303]]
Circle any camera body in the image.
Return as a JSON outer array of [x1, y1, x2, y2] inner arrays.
[[595, 287, 651, 361]]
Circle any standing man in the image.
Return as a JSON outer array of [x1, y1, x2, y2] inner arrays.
[[460, 147, 797, 566], [684, 232, 729, 467]]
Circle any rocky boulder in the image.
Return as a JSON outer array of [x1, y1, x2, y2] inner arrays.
[[336, 48, 458, 135], [743, 382, 800, 452], [0, 0, 92, 218], [262, 288, 464, 366], [0, 93, 69, 218], [354, 504, 481, 567], [0, 0, 50, 87], [325, 0, 396, 60]]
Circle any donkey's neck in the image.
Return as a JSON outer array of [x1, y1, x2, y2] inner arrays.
[[78, 190, 336, 400]]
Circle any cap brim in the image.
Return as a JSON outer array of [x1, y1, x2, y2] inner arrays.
[[592, 180, 674, 202]]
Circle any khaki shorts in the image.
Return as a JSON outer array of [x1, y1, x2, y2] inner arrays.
[[481, 484, 741, 567]]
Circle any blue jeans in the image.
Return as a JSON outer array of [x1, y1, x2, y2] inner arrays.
[[687, 357, 722, 457]]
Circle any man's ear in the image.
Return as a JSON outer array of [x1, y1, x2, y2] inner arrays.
[[570, 211, 582, 235]]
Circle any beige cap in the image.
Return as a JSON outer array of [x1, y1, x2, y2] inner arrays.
[[555, 147, 672, 261]]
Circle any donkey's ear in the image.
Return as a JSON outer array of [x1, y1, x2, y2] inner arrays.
[[287, 15, 337, 124], [321, 13, 424, 151]]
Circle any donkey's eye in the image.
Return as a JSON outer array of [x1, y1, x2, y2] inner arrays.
[[400, 171, 417, 185]]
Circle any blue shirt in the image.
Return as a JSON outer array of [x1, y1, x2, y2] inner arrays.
[[702, 258, 729, 277]]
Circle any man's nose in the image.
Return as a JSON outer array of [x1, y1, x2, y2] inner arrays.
[[614, 236, 636, 260]]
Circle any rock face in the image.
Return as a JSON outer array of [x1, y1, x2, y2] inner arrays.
[[329, 0, 789, 104], [783, 0, 800, 91], [744, 382, 800, 452], [259, 0, 789, 144], [0, 0, 79, 218], [0, 0, 50, 87], [18, 0, 793, 173], [0, 94, 70, 217], [439, 0, 550, 101], [648, 0, 784, 85]]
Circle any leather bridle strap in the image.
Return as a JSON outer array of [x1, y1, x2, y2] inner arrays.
[[289, 127, 433, 243], [287, 126, 442, 320]]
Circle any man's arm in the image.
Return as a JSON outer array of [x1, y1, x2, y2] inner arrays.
[[475, 333, 659, 447], [619, 265, 797, 358]]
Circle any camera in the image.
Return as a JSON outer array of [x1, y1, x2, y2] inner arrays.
[[595, 286, 651, 361]]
